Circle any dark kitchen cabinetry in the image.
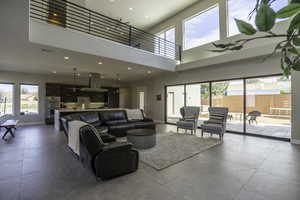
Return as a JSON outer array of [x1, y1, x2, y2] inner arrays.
[[45, 83, 61, 97], [45, 83, 119, 107], [107, 88, 119, 108]]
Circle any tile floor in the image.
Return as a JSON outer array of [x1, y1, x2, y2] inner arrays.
[[0, 124, 299, 200]]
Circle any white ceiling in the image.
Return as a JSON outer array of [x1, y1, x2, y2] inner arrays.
[[0, 0, 169, 82], [84, 0, 199, 29]]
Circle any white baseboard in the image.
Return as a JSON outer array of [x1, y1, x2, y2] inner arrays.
[[291, 139, 300, 145], [17, 121, 45, 126]]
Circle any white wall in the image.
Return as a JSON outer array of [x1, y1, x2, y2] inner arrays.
[[0, 70, 129, 125], [29, 20, 177, 71]]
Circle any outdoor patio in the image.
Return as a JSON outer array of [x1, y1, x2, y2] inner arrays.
[[167, 116, 291, 139]]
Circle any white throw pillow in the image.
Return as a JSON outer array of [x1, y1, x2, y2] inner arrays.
[[126, 109, 144, 120]]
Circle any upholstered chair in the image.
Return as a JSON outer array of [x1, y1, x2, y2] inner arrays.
[[201, 107, 229, 140], [176, 106, 200, 135]]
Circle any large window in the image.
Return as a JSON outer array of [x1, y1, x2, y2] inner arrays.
[[227, 0, 289, 37], [246, 76, 291, 138], [155, 27, 175, 58], [0, 83, 14, 115], [184, 5, 220, 50], [165, 74, 291, 140], [212, 80, 244, 132], [186, 83, 210, 125], [20, 84, 39, 115]]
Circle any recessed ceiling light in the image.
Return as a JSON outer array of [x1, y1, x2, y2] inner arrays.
[[129, 7, 133, 11], [53, 13, 58, 16], [64, 56, 69, 60], [145, 15, 149, 19], [128, 67, 132, 70], [98, 61, 103, 65], [52, 71, 57, 74], [147, 70, 152, 74], [109, 0, 115, 2], [77, 73, 81, 76]]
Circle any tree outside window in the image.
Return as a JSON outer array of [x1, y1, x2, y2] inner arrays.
[[20, 84, 39, 115], [0, 84, 14, 116]]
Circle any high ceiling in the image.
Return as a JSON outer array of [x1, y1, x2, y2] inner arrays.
[[84, 0, 199, 29], [0, 0, 167, 82]]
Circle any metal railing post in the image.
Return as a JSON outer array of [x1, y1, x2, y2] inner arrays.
[[129, 26, 132, 46], [88, 11, 91, 33]]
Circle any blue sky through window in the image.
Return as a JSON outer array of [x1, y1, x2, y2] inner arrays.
[[184, 5, 220, 50], [227, 0, 289, 37]]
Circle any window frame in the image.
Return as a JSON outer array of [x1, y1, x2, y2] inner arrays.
[[20, 83, 40, 115], [0, 82, 15, 116], [164, 73, 291, 142], [183, 4, 220, 50], [155, 26, 176, 57]]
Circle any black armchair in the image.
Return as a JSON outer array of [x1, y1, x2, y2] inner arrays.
[[79, 125, 139, 180]]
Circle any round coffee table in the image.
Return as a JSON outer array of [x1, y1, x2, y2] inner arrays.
[[127, 129, 156, 149]]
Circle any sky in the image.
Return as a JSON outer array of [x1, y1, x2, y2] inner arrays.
[[184, 0, 288, 49]]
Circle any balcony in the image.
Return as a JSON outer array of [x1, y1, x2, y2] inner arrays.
[[29, 0, 181, 69]]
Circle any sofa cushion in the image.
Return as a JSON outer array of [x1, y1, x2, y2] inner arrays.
[[100, 111, 127, 122], [109, 123, 135, 130], [133, 121, 155, 129], [106, 120, 128, 126]]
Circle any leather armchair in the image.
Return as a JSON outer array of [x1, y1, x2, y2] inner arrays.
[[80, 112, 116, 143], [79, 125, 139, 180]]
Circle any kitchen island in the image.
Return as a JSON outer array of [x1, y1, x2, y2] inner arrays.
[[54, 108, 125, 131]]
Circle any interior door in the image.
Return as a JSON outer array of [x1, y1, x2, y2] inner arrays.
[[137, 87, 147, 113]]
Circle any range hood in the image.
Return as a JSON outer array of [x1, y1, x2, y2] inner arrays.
[[80, 73, 108, 92]]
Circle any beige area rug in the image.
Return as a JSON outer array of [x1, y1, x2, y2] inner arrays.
[[137, 133, 221, 170]]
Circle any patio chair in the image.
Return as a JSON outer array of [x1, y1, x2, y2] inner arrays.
[[176, 106, 200, 135], [247, 110, 261, 124], [201, 107, 228, 140]]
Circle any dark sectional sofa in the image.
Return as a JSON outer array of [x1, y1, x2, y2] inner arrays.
[[61, 109, 156, 137], [61, 109, 155, 180]]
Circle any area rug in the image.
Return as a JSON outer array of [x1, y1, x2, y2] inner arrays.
[[138, 133, 221, 170]]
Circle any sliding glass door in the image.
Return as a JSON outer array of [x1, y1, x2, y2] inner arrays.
[[186, 83, 210, 126], [246, 76, 291, 139], [165, 74, 291, 140], [166, 85, 185, 123], [212, 80, 244, 132]]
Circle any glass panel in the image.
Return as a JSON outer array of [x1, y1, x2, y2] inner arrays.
[[20, 84, 39, 115], [165, 28, 175, 58], [184, 5, 220, 49], [246, 76, 291, 139], [212, 80, 244, 132], [155, 28, 175, 57], [0, 84, 13, 115], [186, 83, 210, 126], [166, 85, 185, 123], [227, 0, 288, 37]]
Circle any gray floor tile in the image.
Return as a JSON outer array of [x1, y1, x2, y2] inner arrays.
[[0, 124, 298, 200]]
